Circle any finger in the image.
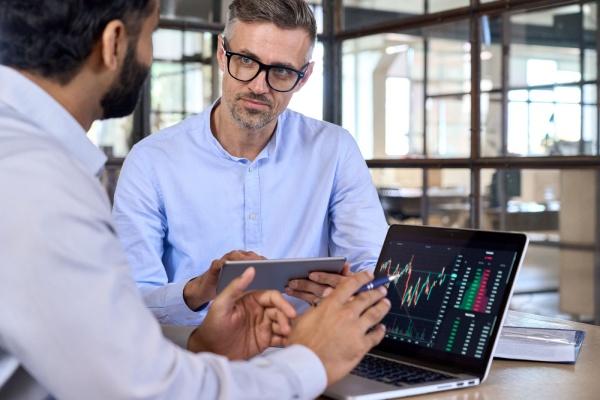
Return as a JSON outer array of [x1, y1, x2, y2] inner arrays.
[[241, 251, 267, 260], [365, 324, 387, 349], [349, 285, 388, 315], [270, 335, 286, 348], [208, 258, 226, 276], [307, 271, 344, 287], [284, 287, 320, 305], [270, 318, 292, 337], [213, 267, 255, 311], [359, 297, 391, 332], [265, 308, 292, 335], [257, 290, 296, 319], [328, 270, 374, 304], [288, 279, 330, 297], [341, 263, 352, 276]]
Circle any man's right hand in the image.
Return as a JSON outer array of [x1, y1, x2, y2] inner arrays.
[[183, 250, 266, 311], [286, 271, 391, 386]]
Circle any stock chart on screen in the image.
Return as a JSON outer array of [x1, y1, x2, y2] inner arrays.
[[376, 240, 517, 359]]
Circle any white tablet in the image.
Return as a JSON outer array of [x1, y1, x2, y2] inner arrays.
[[216, 256, 346, 293]]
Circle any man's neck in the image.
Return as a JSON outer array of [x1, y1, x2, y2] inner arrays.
[[211, 102, 277, 161]]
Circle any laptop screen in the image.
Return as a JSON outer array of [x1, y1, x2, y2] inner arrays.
[[372, 225, 527, 377]]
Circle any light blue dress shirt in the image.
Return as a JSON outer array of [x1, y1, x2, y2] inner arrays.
[[113, 100, 388, 325], [0, 65, 326, 400]]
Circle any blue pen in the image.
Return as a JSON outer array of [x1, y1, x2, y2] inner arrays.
[[356, 274, 401, 293]]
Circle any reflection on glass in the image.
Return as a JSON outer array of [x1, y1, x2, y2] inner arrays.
[[426, 22, 470, 95], [481, 16, 502, 91], [481, 92, 502, 157], [342, 34, 424, 159], [509, 6, 583, 88], [583, 84, 598, 154], [151, 30, 214, 132], [507, 86, 586, 156], [426, 95, 470, 158], [584, 2, 597, 81]]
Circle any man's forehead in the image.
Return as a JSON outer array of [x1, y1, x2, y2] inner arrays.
[[227, 21, 312, 65]]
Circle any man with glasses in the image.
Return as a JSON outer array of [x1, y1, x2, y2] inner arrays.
[[113, 0, 388, 325]]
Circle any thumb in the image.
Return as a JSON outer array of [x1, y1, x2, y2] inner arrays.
[[214, 267, 256, 310]]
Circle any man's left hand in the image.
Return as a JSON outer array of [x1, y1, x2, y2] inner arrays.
[[187, 267, 297, 360], [285, 263, 352, 306]]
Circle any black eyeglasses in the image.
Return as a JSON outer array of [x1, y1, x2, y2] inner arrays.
[[222, 40, 309, 93]]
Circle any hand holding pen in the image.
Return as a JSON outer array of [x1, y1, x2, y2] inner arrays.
[[356, 274, 400, 294]]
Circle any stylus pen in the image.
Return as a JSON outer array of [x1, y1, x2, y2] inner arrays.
[[356, 274, 400, 294]]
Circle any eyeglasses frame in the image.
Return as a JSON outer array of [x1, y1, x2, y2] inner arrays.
[[221, 39, 310, 93]]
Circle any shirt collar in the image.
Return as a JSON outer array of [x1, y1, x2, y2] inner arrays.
[[0, 65, 107, 177], [203, 98, 283, 164]]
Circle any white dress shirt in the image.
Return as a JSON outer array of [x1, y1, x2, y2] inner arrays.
[[0, 65, 326, 399]]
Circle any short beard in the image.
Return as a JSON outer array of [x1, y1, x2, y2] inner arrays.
[[100, 44, 149, 120], [228, 93, 276, 130]]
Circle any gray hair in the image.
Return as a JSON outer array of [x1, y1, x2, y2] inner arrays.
[[223, 0, 317, 46]]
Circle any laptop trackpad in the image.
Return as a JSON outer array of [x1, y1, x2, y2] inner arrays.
[[327, 374, 405, 397]]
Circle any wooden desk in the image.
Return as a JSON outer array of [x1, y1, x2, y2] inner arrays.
[[322, 311, 600, 400]]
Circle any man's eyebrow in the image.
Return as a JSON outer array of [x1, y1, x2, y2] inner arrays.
[[236, 47, 301, 70]]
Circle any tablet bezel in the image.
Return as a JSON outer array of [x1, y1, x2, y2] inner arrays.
[[216, 256, 347, 294]]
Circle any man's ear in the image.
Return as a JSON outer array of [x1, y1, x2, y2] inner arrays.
[[294, 61, 315, 93], [217, 34, 226, 73], [100, 20, 129, 72]]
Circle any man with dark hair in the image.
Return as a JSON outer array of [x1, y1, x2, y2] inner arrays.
[[113, 0, 388, 326], [0, 0, 390, 398]]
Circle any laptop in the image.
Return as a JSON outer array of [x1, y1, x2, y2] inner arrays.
[[325, 224, 528, 400]]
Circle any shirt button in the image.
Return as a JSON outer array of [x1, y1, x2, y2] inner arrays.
[[248, 167, 253, 173]]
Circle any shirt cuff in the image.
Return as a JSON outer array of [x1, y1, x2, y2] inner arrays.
[[264, 345, 327, 399], [144, 280, 208, 326]]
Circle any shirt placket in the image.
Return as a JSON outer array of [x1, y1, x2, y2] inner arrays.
[[244, 162, 262, 252]]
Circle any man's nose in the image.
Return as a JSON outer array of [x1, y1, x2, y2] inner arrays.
[[247, 70, 270, 94]]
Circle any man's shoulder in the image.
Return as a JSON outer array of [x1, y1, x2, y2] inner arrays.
[[283, 109, 348, 137], [281, 109, 358, 152]]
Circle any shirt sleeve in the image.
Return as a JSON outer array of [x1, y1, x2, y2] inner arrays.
[[112, 146, 203, 325], [0, 148, 327, 400], [328, 132, 389, 272]]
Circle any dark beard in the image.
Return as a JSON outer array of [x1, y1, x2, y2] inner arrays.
[[100, 45, 150, 119]]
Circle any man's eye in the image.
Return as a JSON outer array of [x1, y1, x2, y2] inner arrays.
[[273, 68, 292, 78], [240, 57, 254, 65]]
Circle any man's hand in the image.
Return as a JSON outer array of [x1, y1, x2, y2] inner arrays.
[[187, 267, 297, 360], [183, 250, 265, 311], [285, 263, 352, 306], [286, 271, 391, 386]]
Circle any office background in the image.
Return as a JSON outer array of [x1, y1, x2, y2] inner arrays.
[[92, 0, 600, 325]]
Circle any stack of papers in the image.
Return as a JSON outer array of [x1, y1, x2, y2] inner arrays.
[[494, 326, 585, 364]]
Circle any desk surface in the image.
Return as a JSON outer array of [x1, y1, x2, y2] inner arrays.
[[323, 311, 600, 400]]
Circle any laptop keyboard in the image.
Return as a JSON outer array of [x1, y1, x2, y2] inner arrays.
[[351, 355, 454, 387]]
